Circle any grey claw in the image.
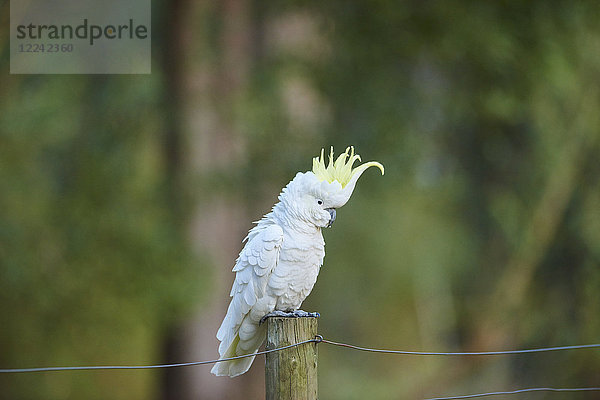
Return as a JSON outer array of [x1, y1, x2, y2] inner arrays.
[[292, 310, 320, 318], [260, 310, 286, 325], [260, 310, 320, 325]]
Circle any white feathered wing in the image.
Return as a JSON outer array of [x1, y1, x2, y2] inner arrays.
[[210, 223, 283, 377]]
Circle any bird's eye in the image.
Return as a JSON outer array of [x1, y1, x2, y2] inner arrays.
[[317, 200, 323, 205]]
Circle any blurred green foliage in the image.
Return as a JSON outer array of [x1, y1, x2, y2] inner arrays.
[[1, 0, 600, 399], [0, 74, 202, 398]]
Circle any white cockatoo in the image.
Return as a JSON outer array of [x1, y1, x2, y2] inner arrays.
[[211, 146, 384, 377]]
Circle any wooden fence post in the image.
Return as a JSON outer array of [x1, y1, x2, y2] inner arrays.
[[265, 316, 318, 400]]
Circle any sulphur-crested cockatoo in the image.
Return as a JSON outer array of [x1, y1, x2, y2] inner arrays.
[[211, 146, 384, 377]]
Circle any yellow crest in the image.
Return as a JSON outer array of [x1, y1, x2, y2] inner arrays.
[[312, 146, 384, 188]]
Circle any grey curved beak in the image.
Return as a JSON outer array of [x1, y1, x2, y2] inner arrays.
[[326, 208, 336, 228]]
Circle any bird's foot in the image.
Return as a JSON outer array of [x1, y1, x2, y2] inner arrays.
[[260, 310, 320, 325]]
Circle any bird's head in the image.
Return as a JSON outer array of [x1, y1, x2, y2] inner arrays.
[[281, 146, 384, 229]]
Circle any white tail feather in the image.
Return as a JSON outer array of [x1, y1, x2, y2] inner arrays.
[[210, 326, 266, 377]]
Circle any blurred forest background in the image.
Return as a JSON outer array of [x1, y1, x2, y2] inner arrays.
[[1, 0, 599, 399]]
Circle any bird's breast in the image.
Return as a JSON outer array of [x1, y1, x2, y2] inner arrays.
[[267, 231, 325, 310]]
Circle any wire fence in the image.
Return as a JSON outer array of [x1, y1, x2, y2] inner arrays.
[[0, 338, 320, 373], [425, 387, 600, 400], [1, 335, 599, 399]]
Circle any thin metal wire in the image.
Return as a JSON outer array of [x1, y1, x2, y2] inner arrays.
[[1, 335, 598, 373], [320, 338, 600, 356], [0, 337, 320, 373], [424, 387, 600, 400], [318, 339, 600, 399]]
